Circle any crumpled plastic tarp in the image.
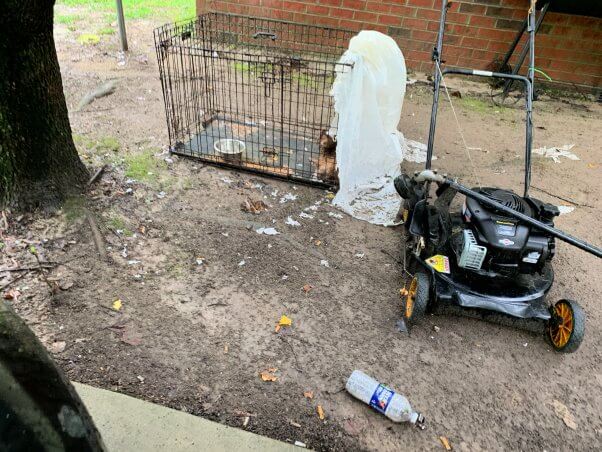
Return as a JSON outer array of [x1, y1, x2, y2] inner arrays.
[[330, 30, 408, 226]]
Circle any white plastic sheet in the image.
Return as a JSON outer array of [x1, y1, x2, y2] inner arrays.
[[330, 31, 407, 225]]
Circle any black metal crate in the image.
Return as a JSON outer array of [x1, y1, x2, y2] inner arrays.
[[154, 13, 354, 186]]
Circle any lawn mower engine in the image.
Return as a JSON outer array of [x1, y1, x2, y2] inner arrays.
[[454, 187, 559, 278]]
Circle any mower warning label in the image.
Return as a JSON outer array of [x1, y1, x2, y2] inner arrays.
[[370, 384, 395, 415], [426, 255, 450, 274]]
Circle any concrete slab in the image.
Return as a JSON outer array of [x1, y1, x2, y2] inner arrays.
[[74, 382, 298, 452]]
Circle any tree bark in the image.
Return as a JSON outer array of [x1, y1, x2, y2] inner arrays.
[[0, 0, 88, 211]]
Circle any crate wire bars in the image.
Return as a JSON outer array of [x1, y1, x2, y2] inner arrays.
[[154, 13, 354, 186]]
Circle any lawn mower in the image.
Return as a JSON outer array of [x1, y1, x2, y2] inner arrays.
[[395, 0, 602, 353]]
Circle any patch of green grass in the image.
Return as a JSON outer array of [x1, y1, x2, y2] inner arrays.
[[62, 196, 86, 223], [124, 150, 166, 183], [56, 13, 81, 24], [106, 215, 133, 236], [97, 26, 115, 35], [57, 0, 195, 22], [77, 33, 101, 45], [96, 136, 120, 152]]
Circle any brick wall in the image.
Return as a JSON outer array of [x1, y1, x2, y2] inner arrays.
[[197, 0, 601, 88]]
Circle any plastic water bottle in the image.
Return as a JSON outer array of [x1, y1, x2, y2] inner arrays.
[[346, 370, 425, 429]]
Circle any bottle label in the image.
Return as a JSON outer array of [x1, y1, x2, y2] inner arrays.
[[369, 384, 394, 415]]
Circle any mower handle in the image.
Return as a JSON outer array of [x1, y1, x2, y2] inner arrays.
[[414, 170, 602, 259]]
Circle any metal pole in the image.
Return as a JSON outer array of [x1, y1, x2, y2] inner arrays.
[[116, 0, 128, 52], [425, 0, 449, 169]]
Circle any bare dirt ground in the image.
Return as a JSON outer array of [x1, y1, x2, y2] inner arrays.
[[2, 9, 601, 451]]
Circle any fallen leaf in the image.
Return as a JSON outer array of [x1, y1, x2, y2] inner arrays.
[[49, 341, 66, 353], [302, 284, 313, 294], [317, 405, 325, 420], [290, 420, 301, 428], [314, 240, 322, 246], [303, 391, 314, 399], [260, 368, 278, 382], [439, 436, 452, 450], [552, 399, 578, 430], [587, 163, 599, 169], [274, 324, 281, 333], [241, 197, 268, 214], [112, 299, 122, 311], [3, 289, 21, 300], [278, 315, 292, 327], [137, 225, 147, 234], [325, 193, 335, 200]]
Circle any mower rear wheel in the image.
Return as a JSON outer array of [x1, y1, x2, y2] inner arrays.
[[403, 271, 430, 323], [546, 299, 585, 353]]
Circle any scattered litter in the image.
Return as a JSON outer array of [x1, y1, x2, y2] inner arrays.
[[121, 247, 128, 258], [3, 289, 21, 300], [127, 260, 141, 265], [125, 188, 133, 195], [164, 157, 174, 164], [196, 257, 205, 266], [314, 240, 322, 246], [243, 417, 250, 428], [346, 370, 425, 427], [290, 420, 302, 428], [305, 204, 319, 212], [50, 341, 66, 353], [256, 227, 280, 235], [299, 212, 314, 219], [224, 344, 229, 354], [523, 342, 528, 347], [303, 391, 314, 399], [137, 375, 145, 383], [302, 284, 313, 293], [221, 177, 233, 184], [282, 275, 289, 280], [241, 197, 269, 214], [557, 206, 575, 215], [221, 232, 229, 237], [259, 368, 278, 382], [238, 260, 246, 267], [433, 326, 440, 333], [112, 299, 123, 311], [552, 400, 577, 430], [439, 436, 452, 450], [157, 191, 166, 199], [270, 189, 279, 197], [294, 441, 307, 448], [328, 212, 343, 219], [317, 405, 325, 420], [320, 260, 330, 268], [533, 144, 579, 163], [278, 315, 292, 327], [286, 216, 301, 227], [279, 193, 298, 204], [355, 253, 365, 258]]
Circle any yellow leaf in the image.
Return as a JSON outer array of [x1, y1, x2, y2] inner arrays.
[[325, 193, 335, 200], [278, 315, 292, 327], [112, 299, 122, 311], [439, 436, 452, 451], [303, 391, 314, 399], [260, 368, 278, 382], [317, 405, 325, 420]]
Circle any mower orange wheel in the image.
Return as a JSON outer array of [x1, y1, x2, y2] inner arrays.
[[547, 299, 585, 353], [403, 272, 429, 323]]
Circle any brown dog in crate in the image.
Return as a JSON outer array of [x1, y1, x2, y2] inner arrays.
[[316, 130, 339, 185]]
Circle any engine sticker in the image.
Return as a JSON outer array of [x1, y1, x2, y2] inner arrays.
[[426, 255, 450, 274], [369, 384, 395, 415]]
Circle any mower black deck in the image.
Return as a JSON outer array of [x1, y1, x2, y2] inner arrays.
[[418, 258, 553, 321]]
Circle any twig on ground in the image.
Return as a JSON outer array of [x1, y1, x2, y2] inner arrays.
[[85, 211, 108, 261], [1, 264, 55, 272], [88, 164, 108, 186], [0, 270, 31, 291]]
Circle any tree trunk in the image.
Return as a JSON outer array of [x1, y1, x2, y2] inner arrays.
[[0, 1, 88, 211]]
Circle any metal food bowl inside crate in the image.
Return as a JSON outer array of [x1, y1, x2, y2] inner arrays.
[[214, 138, 245, 162], [154, 13, 354, 186]]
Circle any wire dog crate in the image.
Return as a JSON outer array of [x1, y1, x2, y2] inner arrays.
[[154, 13, 354, 186]]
